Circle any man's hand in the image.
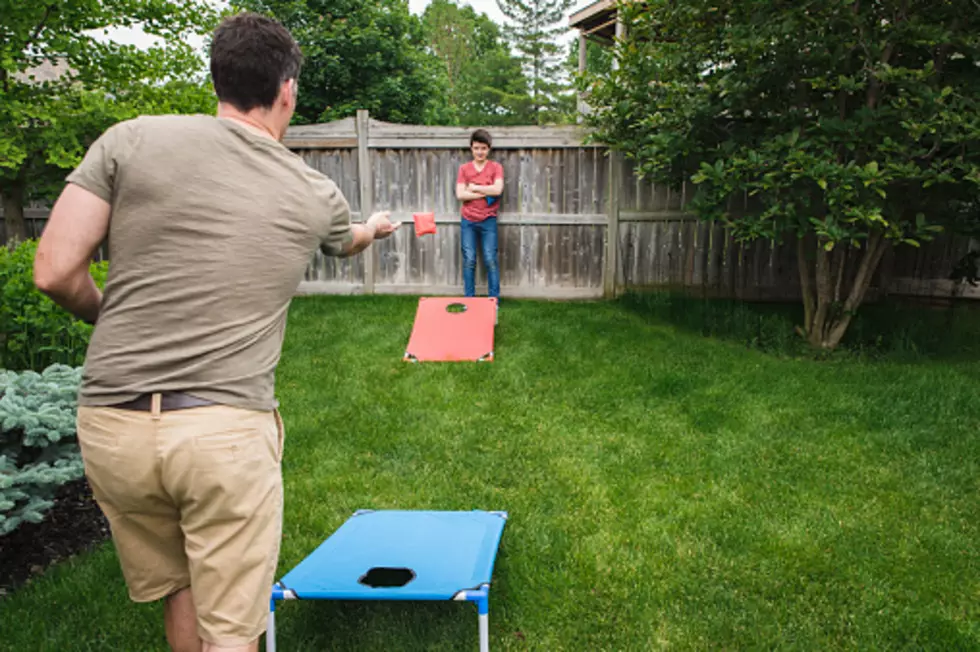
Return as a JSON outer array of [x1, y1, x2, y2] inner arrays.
[[366, 210, 401, 240], [341, 210, 402, 256]]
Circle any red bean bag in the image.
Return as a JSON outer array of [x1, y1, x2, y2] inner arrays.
[[414, 212, 436, 236]]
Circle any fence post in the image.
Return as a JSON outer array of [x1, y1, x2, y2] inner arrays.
[[601, 16, 627, 299], [576, 32, 588, 118], [603, 150, 621, 298], [356, 109, 375, 295]]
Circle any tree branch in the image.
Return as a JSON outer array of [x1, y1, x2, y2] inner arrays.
[[917, 139, 943, 161], [797, 234, 815, 334], [825, 235, 887, 348], [813, 241, 833, 343], [4, 4, 56, 96], [898, 0, 910, 22], [933, 19, 958, 79], [866, 43, 894, 110], [842, 230, 887, 314], [23, 4, 55, 55], [834, 246, 847, 303], [861, 0, 900, 112]]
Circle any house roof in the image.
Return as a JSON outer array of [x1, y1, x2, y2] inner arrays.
[[12, 58, 72, 84], [568, 0, 618, 44]]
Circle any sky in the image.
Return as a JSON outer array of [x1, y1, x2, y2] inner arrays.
[[413, 0, 507, 24], [99, 0, 583, 50]]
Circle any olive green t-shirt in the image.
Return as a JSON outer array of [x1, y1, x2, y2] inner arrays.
[[66, 114, 354, 411]]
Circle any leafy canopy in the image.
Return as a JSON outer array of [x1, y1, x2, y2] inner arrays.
[[233, 0, 453, 125], [0, 0, 219, 204], [422, 0, 533, 125], [496, 0, 576, 124], [585, 0, 980, 348]]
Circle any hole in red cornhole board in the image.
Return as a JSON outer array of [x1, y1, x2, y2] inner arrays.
[[413, 212, 436, 237], [404, 297, 496, 362]]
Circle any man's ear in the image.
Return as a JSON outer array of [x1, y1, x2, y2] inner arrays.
[[279, 78, 297, 109]]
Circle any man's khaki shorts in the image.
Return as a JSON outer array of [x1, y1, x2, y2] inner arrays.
[[76, 400, 285, 647]]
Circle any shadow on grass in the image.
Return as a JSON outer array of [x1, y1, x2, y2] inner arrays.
[[268, 599, 492, 651], [618, 288, 980, 362]]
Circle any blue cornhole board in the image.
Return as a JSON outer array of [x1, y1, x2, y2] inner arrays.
[[268, 509, 508, 652]]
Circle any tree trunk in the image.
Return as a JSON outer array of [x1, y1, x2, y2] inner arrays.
[[809, 243, 834, 346], [1, 177, 27, 246], [798, 232, 889, 350], [797, 234, 815, 334]]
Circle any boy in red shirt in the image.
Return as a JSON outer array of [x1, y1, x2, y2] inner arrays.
[[456, 129, 503, 300]]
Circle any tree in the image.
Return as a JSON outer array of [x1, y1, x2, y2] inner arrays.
[[496, 0, 575, 125], [422, 0, 532, 125], [0, 1, 220, 245], [585, 0, 980, 350], [234, 0, 453, 126], [421, 0, 472, 121], [456, 41, 533, 126]]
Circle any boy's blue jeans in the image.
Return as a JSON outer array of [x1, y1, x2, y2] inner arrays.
[[460, 216, 499, 298]]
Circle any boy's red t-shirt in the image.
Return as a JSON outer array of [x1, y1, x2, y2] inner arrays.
[[457, 160, 503, 222]]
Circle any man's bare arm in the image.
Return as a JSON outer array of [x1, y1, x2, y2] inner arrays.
[[34, 183, 110, 324], [468, 178, 504, 196], [456, 182, 485, 202], [334, 211, 401, 257]]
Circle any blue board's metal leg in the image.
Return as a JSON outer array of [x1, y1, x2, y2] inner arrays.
[[478, 599, 489, 652], [454, 583, 491, 651], [267, 594, 277, 652], [268, 584, 296, 652]]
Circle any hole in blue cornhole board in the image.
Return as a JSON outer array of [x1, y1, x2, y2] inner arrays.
[[358, 567, 416, 588]]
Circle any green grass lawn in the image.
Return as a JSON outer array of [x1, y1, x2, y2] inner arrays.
[[2, 295, 978, 651]]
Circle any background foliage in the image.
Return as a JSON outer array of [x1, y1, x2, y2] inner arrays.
[[584, 0, 980, 349], [0, 239, 108, 372], [0, 364, 84, 537], [0, 0, 220, 244]]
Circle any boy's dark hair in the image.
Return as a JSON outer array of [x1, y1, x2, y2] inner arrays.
[[470, 129, 492, 148], [210, 12, 304, 112]]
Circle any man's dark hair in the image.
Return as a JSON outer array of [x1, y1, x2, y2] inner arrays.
[[470, 129, 492, 148], [210, 12, 303, 112]]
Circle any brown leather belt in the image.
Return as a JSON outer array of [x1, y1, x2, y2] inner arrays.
[[111, 392, 216, 412]]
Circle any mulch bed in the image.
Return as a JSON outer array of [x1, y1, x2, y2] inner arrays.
[[0, 479, 111, 597]]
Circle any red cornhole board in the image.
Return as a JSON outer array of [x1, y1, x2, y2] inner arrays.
[[404, 297, 496, 362]]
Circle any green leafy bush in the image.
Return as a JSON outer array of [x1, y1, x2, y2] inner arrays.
[[586, 1, 980, 350], [0, 364, 85, 536], [0, 239, 108, 372]]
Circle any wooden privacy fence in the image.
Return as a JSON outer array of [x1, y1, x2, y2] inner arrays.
[[4, 109, 977, 301], [287, 110, 978, 301]]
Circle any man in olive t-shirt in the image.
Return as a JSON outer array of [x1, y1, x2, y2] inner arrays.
[[65, 112, 355, 412], [33, 12, 399, 652]]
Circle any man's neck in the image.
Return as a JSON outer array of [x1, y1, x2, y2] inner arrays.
[[473, 158, 487, 170], [217, 103, 280, 141]]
